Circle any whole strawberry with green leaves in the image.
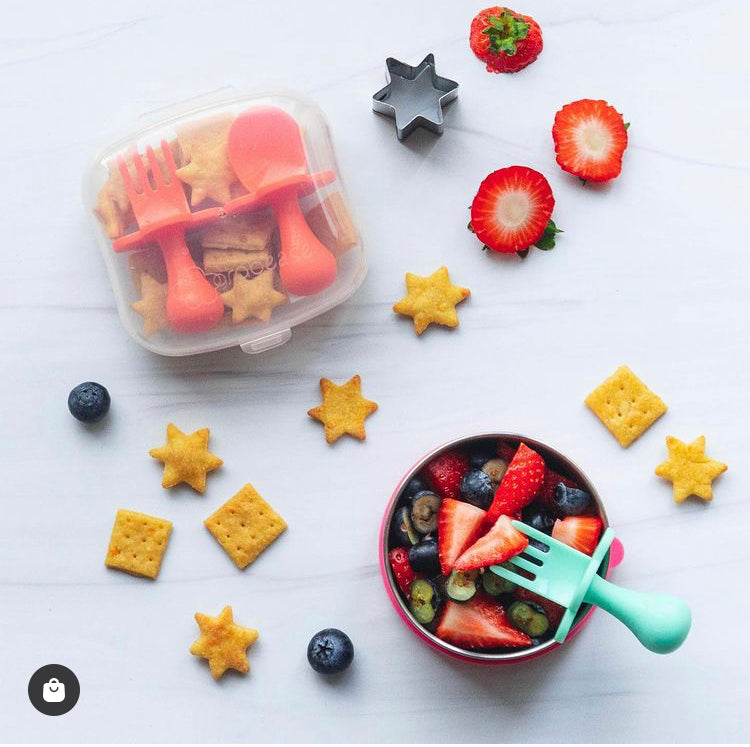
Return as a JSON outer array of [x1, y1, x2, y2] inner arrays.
[[469, 6, 543, 74]]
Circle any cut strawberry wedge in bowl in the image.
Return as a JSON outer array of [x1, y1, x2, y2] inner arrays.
[[436, 593, 531, 649], [485, 442, 546, 525], [437, 498, 487, 575], [454, 514, 528, 571], [552, 516, 603, 556]]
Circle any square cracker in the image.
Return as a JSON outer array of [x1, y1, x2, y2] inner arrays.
[[203, 248, 271, 274], [200, 212, 275, 253], [105, 509, 172, 579], [585, 365, 667, 447], [204, 484, 287, 569]]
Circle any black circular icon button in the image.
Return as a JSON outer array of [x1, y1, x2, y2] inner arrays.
[[28, 664, 80, 716]]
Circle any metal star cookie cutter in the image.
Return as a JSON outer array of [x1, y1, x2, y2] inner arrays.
[[372, 53, 458, 141]]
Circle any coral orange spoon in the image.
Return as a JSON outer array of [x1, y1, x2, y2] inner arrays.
[[113, 141, 224, 333], [225, 108, 337, 297]]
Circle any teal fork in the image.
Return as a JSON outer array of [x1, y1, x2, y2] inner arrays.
[[490, 521, 691, 654]]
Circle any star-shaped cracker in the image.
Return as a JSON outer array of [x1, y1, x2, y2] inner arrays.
[[655, 435, 727, 502], [308, 375, 378, 443], [393, 266, 470, 335], [131, 272, 169, 336], [176, 115, 237, 206], [585, 365, 667, 447], [149, 423, 223, 492], [190, 606, 259, 680], [221, 270, 287, 324]]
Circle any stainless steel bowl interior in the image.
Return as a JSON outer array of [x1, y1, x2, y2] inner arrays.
[[382, 433, 610, 662]]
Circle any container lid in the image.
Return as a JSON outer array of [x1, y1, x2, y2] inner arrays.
[[84, 91, 366, 356]]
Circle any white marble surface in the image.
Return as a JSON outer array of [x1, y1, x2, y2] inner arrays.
[[1, 0, 749, 742]]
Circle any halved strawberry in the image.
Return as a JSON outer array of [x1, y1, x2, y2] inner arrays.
[[454, 515, 528, 571], [551, 516, 602, 556], [485, 443, 545, 525], [423, 450, 468, 499], [438, 498, 487, 575], [436, 593, 531, 649], [552, 99, 628, 183], [470, 166, 556, 254], [388, 547, 417, 594]]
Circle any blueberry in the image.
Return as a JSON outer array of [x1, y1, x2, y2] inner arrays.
[[521, 505, 555, 535], [481, 458, 508, 485], [409, 579, 441, 625], [307, 628, 354, 674], [508, 601, 549, 638], [446, 569, 478, 602], [468, 440, 497, 467], [553, 483, 592, 516], [408, 539, 441, 575], [410, 491, 441, 534], [481, 566, 516, 595], [460, 469, 495, 509], [390, 506, 420, 547], [403, 475, 429, 498], [67, 382, 110, 422]]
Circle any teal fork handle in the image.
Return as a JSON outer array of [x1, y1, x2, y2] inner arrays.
[[584, 574, 691, 654]]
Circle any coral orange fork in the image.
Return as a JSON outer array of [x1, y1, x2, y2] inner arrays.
[[112, 141, 225, 333]]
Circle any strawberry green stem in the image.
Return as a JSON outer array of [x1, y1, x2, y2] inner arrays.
[[482, 10, 529, 55]]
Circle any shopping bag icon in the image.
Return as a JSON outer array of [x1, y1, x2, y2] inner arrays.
[[42, 678, 65, 703]]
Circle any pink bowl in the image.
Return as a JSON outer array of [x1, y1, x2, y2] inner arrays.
[[379, 433, 624, 664]]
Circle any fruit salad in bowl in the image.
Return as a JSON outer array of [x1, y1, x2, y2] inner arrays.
[[380, 434, 617, 663]]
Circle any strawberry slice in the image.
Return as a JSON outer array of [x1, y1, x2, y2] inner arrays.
[[552, 99, 629, 183], [423, 450, 468, 499], [470, 166, 556, 254], [454, 515, 528, 571], [551, 516, 603, 556], [388, 547, 417, 595], [437, 498, 487, 575], [485, 443, 546, 525], [436, 593, 531, 649]]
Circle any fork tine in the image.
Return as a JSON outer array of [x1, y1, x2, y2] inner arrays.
[[522, 543, 548, 562], [132, 148, 149, 193], [145, 146, 163, 188], [507, 555, 541, 575], [160, 139, 178, 183], [116, 154, 138, 201], [512, 520, 551, 547]]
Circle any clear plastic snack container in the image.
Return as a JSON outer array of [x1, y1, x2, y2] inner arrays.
[[84, 91, 366, 356]]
